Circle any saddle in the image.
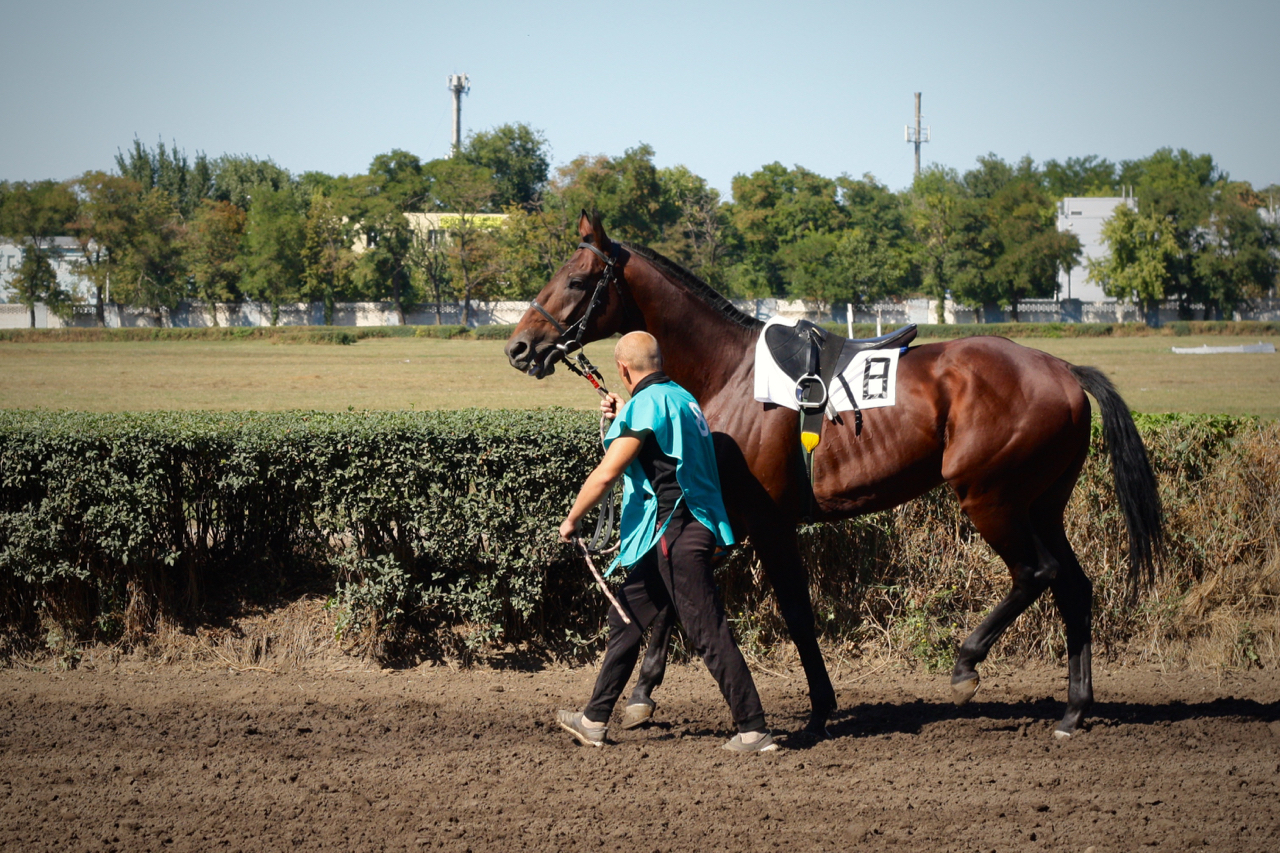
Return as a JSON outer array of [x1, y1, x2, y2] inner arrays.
[[763, 320, 918, 511]]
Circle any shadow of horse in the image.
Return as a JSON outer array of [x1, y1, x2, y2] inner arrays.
[[751, 696, 1280, 748]]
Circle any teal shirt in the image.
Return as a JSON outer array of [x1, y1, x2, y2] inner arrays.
[[603, 378, 736, 574]]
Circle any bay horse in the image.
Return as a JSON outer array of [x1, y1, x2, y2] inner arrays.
[[505, 212, 1162, 739]]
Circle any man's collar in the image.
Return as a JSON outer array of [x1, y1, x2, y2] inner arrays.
[[631, 371, 671, 397]]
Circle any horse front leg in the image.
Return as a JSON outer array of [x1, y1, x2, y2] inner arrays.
[[752, 522, 837, 738], [621, 603, 677, 729]]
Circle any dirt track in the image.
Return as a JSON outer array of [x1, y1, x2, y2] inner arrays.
[[2, 662, 1278, 852]]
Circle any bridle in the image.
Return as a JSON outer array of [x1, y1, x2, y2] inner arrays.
[[528, 240, 622, 395], [527, 239, 626, 557]]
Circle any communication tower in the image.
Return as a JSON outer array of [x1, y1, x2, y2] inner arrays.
[[904, 92, 930, 178], [447, 73, 470, 157]]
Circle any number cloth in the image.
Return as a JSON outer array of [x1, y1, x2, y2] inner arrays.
[[603, 376, 736, 574], [753, 317, 902, 412]]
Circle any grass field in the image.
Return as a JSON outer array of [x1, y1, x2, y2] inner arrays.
[[1, 334, 1277, 417]]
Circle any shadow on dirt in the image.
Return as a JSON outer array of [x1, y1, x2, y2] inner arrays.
[[767, 696, 1280, 748]]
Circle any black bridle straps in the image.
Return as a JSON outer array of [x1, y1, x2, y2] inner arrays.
[[529, 241, 619, 351]]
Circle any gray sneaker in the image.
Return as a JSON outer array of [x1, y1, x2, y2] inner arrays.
[[722, 731, 778, 753], [556, 710, 606, 747], [620, 701, 656, 730]]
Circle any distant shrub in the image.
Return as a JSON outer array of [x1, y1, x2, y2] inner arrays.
[[414, 325, 470, 339], [472, 324, 519, 340]]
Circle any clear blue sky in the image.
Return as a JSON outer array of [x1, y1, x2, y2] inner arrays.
[[3, 0, 1277, 197]]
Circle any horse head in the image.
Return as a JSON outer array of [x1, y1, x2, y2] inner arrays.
[[504, 211, 635, 378]]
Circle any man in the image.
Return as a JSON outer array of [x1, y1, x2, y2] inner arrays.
[[556, 331, 776, 753]]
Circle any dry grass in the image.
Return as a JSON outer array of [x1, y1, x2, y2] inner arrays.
[[0, 335, 1277, 417], [718, 420, 1280, 673]]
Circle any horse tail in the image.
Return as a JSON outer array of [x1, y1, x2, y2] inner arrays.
[[1070, 365, 1164, 585]]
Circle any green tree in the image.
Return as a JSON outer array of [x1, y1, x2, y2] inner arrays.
[[1087, 204, 1181, 317], [490, 200, 576, 299], [67, 172, 145, 325], [906, 166, 981, 323], [211, 155, 296, 210], [0, 180, 79, 246], [835, 174, 914, 306], [9, 247, 74, 327], [725, 163, 844, 296], [406, 226, 452, 323], [951, 159, 1081, 320], [345, 153, 431, 319], [427, 159, 501, 325], [655, 165, 734, 289], [1193, 182, 1280, 317], [554, 144, 678, 248], [300, 191, 355, 324], [1117, 148, 1220, 314], [1042, 155, 1117, 198], [115, 137, 213, 217], [0, 180, 81, 326], [461, 123, 550, 210], [187, 199, 247, 314], [240, 186, 304, 324], [113, 188, 189, 321]]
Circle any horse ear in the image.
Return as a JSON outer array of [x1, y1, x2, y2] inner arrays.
[[577, 210, 593, 241], [589, 210, 610, 248]]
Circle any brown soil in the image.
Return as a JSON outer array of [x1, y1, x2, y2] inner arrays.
[[2, 661, 1278, 852]]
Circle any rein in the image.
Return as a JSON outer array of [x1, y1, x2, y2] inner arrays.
[[531, 240, 624, 557]]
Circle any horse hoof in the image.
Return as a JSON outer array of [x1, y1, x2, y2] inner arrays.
[[950, 676, 979, 706], [621, 702, 655, 730], [799, 724, 831, 743], [1052, 728, 1073, 741]]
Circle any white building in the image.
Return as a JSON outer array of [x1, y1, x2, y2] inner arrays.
[[1055, 196, 1138, 302], [0, 237, 94, 304]]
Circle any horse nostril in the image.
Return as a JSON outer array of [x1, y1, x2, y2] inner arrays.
[[506, 340, 528, 366]]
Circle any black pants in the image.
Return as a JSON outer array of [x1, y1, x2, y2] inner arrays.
[[584, 511, 766, 733]]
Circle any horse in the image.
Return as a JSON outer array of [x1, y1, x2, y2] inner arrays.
[[504, 212, 1163, 739]]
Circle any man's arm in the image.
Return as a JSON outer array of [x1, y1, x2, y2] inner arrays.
[[558, 434, 643, 543]]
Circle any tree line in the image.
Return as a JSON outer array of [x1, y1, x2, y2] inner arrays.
[[1, 126, 1276, 327]]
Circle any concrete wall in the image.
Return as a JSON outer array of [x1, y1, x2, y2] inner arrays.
[[5, 298, 1280, 330]]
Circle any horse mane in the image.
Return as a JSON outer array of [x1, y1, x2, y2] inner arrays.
[[621, 243, 762, 331]]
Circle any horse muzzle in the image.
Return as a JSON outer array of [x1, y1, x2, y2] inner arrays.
[[504, 334, 558, 379]]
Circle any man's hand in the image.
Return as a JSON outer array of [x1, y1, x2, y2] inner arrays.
[[600, 392, 622, 420], [559, 434, 642, 546]]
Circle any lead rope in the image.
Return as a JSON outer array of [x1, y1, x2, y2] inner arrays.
[[556, 342, 620, 555], [554, 337, 627, 625]]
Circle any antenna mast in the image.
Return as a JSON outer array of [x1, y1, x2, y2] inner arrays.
[[904, 92, 930, 178], [447, 73, 470, 157]]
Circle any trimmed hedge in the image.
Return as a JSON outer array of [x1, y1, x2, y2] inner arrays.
[[2, 409, 1277, 668], [0, 409, 601, 660]]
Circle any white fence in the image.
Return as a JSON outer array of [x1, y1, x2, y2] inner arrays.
[[3, 298, 1279, 330]]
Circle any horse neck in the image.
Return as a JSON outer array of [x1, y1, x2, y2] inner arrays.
[[621, 256, 756, 402]]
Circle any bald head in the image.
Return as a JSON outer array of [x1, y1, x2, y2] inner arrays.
[[615, 331, 663, 374], [613, 332, 663, 393]]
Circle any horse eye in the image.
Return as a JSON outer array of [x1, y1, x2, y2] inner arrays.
[[568, 278, 587, 290]]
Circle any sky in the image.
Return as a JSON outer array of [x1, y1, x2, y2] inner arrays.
[[3, 0, 1278, 199]]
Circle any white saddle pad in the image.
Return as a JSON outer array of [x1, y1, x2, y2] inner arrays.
[[753, 317, 902, 413]]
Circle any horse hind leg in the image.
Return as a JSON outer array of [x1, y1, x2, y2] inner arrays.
[[622, 603, 676, 729], [950, 506, 1059, 707]]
